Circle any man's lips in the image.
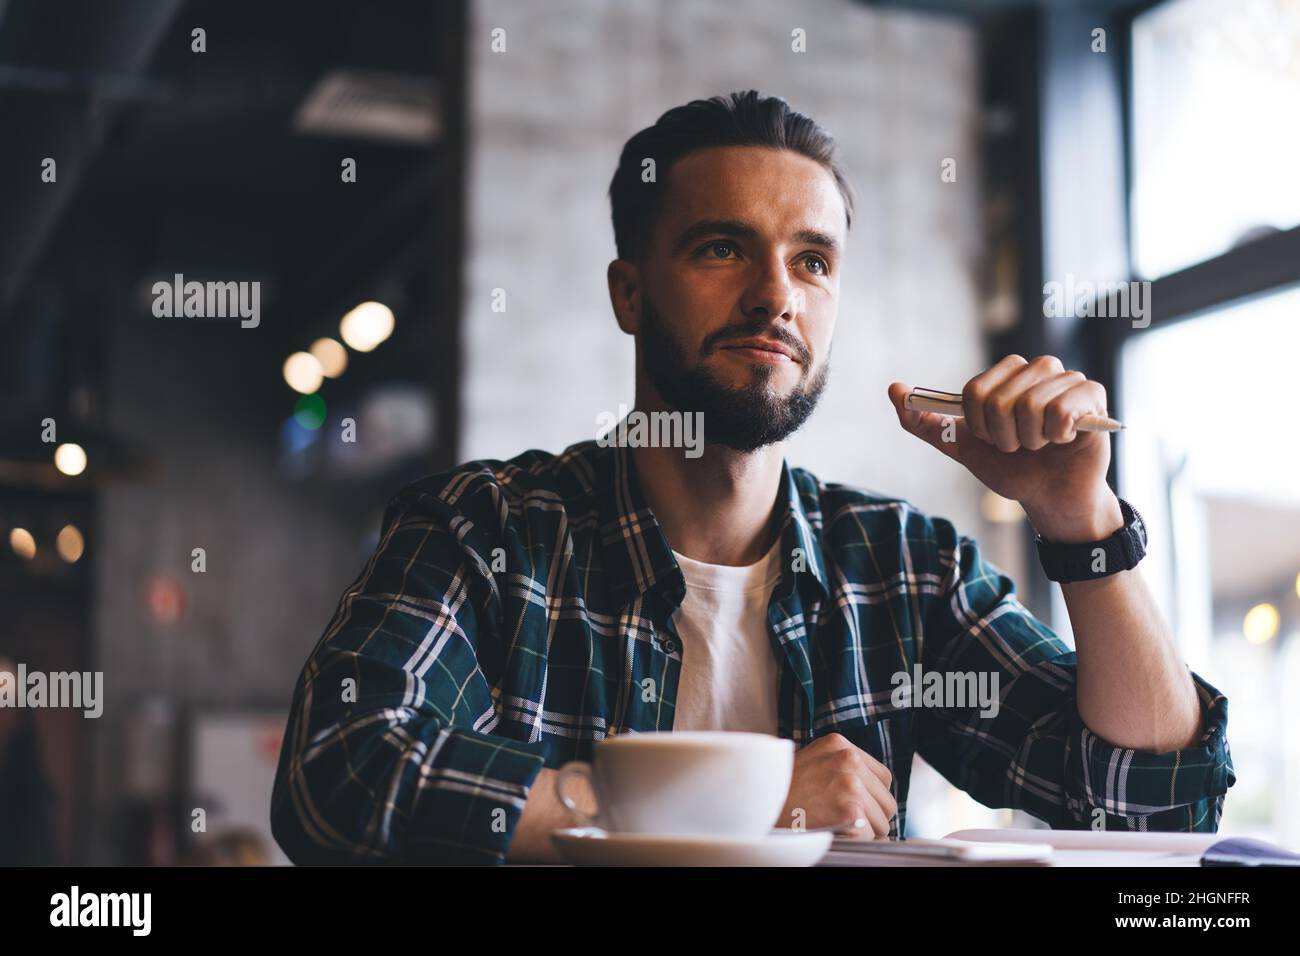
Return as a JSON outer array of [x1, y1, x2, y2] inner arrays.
[[716, 337, 801, 363]]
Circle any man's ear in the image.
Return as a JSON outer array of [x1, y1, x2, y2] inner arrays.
[[607, 259, 641, 336]]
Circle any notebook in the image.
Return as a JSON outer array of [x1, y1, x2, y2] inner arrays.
[[825, 836, 1053, 865]]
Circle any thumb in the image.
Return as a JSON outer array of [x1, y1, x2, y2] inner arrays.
[[887, 382, 964, 462]]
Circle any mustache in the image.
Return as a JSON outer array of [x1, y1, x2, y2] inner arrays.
[[702, 320, 810, 364]]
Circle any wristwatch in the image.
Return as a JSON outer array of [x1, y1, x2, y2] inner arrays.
[[1034, 497, 1147, 583]]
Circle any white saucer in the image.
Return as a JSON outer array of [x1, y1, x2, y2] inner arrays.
[[551, 827, 833, 867]]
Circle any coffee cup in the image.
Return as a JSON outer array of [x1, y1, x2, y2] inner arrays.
[[554, 731, 794, 837]]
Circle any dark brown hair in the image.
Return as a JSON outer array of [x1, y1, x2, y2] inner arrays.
[[608, 90, 855, 262]]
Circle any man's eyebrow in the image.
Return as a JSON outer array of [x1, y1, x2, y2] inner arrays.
[[792, 229, 840, 255], [670, 219, 758, 254], [670, 219, 840, 255]]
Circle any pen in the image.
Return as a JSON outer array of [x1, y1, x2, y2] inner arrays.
[[904, 387, 1124, 433]]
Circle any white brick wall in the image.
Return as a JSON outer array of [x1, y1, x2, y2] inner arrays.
[[465, 0, 985, 533]]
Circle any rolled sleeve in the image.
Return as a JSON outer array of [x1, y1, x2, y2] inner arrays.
[[271, 497, 548, 865], [916, 523, 1236, 833], [400, 724, 548, 863], [1073, 670, 1235, 832]]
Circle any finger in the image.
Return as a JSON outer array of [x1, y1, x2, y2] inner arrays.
[[983, 355, 1064, 453], [1013, 371, 1085, 450], [840, 774, 890, 837], [1044, 379, 1109, 443], [961, 354, 1029, 445], [856, 749, 893, 790], [832, 778, 872, 832], [825, 738, 895, 812], [861, 790, 892, 837], [831, 735, 891, 788], [887, 382, 968, 463], [862, 773, 898, 825]]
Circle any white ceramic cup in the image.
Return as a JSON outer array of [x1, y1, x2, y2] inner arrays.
[[554, 731, 795, 837]]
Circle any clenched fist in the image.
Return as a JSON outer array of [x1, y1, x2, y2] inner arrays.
[[774, 732, 897, 837], [889, 354, 1125, 543]]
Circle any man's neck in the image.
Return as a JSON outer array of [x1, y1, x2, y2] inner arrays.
[[629, 415, 786, 568]]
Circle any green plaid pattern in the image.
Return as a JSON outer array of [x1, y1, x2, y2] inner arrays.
[[270, 438, 1235, 864]]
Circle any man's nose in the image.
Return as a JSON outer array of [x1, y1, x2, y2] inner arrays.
[[741, 256, 802, 321]]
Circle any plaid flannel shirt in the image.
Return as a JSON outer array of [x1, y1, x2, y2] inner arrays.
[[270, 438, 1235, 865]]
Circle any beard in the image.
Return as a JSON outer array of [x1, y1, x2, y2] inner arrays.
[[638, 297, 829, 453]]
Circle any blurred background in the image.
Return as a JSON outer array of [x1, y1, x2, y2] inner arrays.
[[0, 0, 1296, 865]]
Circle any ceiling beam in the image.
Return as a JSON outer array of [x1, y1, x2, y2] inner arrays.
[[0, 0, 185, 318]]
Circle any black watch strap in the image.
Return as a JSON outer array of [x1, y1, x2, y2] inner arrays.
[[1035, 498, 1147, 583]]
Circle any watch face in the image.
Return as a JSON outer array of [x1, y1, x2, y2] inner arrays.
[[1124, 500, 1148, 546]]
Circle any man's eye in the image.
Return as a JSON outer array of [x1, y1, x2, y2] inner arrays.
[[803, 255, 829, 275], [703, 241, 737, 259]]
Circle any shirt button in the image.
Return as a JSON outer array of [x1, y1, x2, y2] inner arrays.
[[661, 639, 677, 655]]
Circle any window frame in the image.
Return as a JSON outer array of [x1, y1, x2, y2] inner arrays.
[[1097, 0, 1300, 491]]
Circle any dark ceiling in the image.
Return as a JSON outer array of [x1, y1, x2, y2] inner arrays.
[[0, 0, 1143, 455], [0, 0, 455, 437]]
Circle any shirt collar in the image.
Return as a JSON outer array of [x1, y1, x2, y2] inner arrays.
[[773, 456, 831, 603], [591, 440, 831, 610]]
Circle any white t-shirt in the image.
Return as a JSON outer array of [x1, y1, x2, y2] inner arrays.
[[668, 539, 783, 734]]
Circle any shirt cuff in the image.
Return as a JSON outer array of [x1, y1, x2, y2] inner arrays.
[[1076, 669, 1235, 818], [404, 726, 549, 865]]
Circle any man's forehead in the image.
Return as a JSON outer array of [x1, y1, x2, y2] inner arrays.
[[659, 145, 847, 242]]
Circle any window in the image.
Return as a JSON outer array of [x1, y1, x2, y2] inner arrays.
[[1112, 0, 1300, 845], [1119, 284, 1300, 845], [1130, 0, 1300, 278]]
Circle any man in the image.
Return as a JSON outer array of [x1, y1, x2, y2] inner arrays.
[[270, 91, 1234, 865]]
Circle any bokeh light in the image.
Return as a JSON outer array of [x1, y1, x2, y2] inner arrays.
[[54, 442, 87, 476], [339, 301, 394, 352], [293, 393, 327, 430], [310, 337, 348, 378], [283, 351, 324, 394], [9, 527, 36, 560], [1243, 603, 1280, 645], [56, 524, 85, 563]]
